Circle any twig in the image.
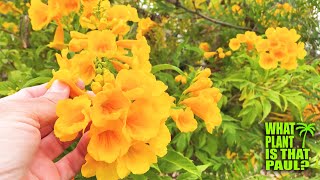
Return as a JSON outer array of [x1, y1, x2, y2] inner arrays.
[[0, 28, 19, 38], [167, 0, 262, 33]]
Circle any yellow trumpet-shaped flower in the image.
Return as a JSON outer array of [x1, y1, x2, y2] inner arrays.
[[171, 108, 198, 132], [87, 30, 117, 58], [229, 38, 241, 51], [181, 95, 222, 133], [54, 95, 91, 141], [183, 77, 213, 94], [28, 0, 50, 30], [148, 122, 171, 157], [87, 123, 131, 163], [48, 22, 65, 50], [117, 142, 157, 174], [259, 52, 278, 69], [91, 87, 130, 127], [199, 42, 210, 52]]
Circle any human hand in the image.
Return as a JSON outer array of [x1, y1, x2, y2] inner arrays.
[[0, 81, 89, 180]]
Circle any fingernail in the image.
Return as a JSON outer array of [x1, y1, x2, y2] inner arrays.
[[49, 80, 68, 92]]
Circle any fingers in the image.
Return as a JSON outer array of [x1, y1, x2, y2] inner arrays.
[[55, 134, 89, 180], [39, 124, 54, 138], [27, 81, 70, 127], [40, 132, 74, 160]]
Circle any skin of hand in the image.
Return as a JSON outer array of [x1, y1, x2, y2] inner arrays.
[[0, 80, 89, 180]]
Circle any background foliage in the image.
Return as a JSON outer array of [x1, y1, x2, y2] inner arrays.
[[1, 0, 320, 179]]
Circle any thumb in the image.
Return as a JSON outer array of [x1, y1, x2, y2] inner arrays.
[[42, 80, 70, 104], [28, 80, 70, 127]]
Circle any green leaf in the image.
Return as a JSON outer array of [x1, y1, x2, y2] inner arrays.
[[151, 64, 185, 75], [158, 159, 181, 173], [260, 97, 271, 121], [266, 90, 282, 110], [161, 150, 200, 178], [172, 133, 191, 152], [0, 81, 16, 96], [176, 172, 198, 180], [22, 77, 51, 88]]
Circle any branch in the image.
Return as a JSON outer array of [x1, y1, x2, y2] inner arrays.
[[0, 28, 19, 38], [167, 0, 262, 33]]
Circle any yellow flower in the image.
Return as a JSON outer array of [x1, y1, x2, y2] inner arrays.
[[236, 34, 247, 43], [48, 69, 86, 97], [181, 95, 222, 133], [87, 30, 117, 58], [55, 49, 71, 69], [190, 87, 222, 103], [270, 48, 286, 60], [28, 0, 50, 30], [116, 38, 152, 72], [171, 108, 198, 132], [137, 17, 156, 37], [61, 0, 80, 15], [231, 4, 241, 13], [297, 42, 307, 59], [115, 69, 168, 100], [199, 42, 210, 52], [175, 75, 187, 84], [111, 60, 130, 72], [54, 95, 91, 141], [218, 52, 225, 59], [226, 149, 237, 159], [256, 0, 263, 5], [280, 56, 298, 70], [91, 87, 130, 127], [117, 142, 157, 174], [91, 82, 102, 94], [225, 51, 232, 56], [125, 98, 166, 141], [255, 39, 270, 52], [72, 52, 96, 85], [48, 22, 65, 50], [259, 53, 278, 69], [229, 38, 241, 51], [194, 68, 211, 81], [107, 5, 139, 22], [2, 22, 18, 33], [183, 77, 213, 94], [69, 38, 88, 52], [204, 52, 217, 59], [87, 123, 131, 163], [82, 155, 120, 180], [217, 47, 223, 53], [148, 122, 171, 157]]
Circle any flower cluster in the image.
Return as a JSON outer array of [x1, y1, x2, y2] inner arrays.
[[274, 3, 294, 16], [0, 1, 22, 15], [229, 27, 306, 70], [55, 68, 174, 180], [28, 0, 223, 179], [172, 68, 222, 133], [231, 4, 242, 14], [199, 42, 231, 59]]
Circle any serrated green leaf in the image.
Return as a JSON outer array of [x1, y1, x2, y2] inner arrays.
[[176, 172, 198, 180], [260, 97, 271, 121], [161, 150, 200, 177], [0, 81, 16, 96], [266, 90, 282, 110]]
